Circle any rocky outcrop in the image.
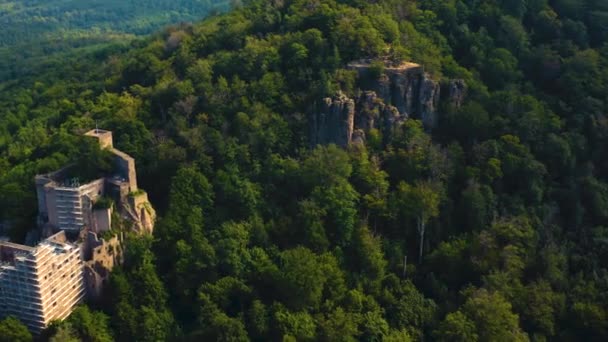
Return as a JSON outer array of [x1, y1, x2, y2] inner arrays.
[[310, 91, 355, 147], [309, 60, 465, 147], [419, 76, 441, 128], [310, 90, 407, 147], [348, 60, 441, 130], [355, 91, 381, 132], [351, 129, 366, 145], [355, 91, 406, 144], [124, 191, 156, 234], [447, 79, 467, 108]]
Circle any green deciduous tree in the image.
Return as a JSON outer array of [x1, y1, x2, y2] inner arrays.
[[435, 311, 478, 342], [453, 289, 529, 342], [396, 181, 441, 261], [60, 306, 113, 342], [381, 276, 437, 339], [277, 247, 326, 311], [317, 307, 360, 342], [311, 180, 359, 246], [350, 226, 387, 293], [272, 306, 316, 341], [0, 316, 32, 342]]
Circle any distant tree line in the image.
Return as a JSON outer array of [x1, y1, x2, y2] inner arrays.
[[0, 0, 230, 81]]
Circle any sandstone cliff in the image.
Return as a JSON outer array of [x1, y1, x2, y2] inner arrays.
[[348, 61, 441, 130], [310, 60, 464, 147], [355, 91, 405, 145], [310, 91, 355, 147]]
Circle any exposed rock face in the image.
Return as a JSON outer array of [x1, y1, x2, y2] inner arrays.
[[311, 90, 407, 147], [310, 91, 355, 147], [419, 75, 441, 129], [355, 91, 406, 144], [355, 91, 381, 132], [309, 61, 464, 147], [348, 61, 441, 129], [381, 104, 404, 143], [447, 79, 467, 108], [125, 192, 156, 234], [351, 129, 366, 145]]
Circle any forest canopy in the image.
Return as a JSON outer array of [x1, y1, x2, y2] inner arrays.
[[0, 0, 230, 81], [1, 0, 608, 341]]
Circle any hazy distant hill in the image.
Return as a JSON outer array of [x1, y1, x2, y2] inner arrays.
[[0, 0, 230, 81]]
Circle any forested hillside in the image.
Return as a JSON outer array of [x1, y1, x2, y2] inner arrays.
[[0, 0, 230, 81], [0, 0, 230, 46], [1, 0, 608, 341]]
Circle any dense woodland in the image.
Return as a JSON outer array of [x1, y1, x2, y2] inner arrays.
[[0, 0, 230, 81], [1, 0, 608, 341], [0, 0, 229, 45]]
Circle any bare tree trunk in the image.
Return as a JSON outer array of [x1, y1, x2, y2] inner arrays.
[[402, 255, 408, 278], [418, 216, 425, 262]]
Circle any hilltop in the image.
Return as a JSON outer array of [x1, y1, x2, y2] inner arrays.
[[0, 0, 607, 341]]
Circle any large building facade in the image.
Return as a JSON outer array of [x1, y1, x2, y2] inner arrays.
[[35, 129, 155, 235], [0, 232, 84, 333], [35, 178, 105, 233], [0, 129, 157, 334]]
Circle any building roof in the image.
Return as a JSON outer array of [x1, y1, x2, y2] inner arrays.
[[84, 128, 111, 138], [0, 231, 77, 265]]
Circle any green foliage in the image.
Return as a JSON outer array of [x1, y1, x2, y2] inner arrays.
[[277, 247, 326, 311], [49, 306, 113, 342], [381, 277, 438, 338], [196, 293, 250, 342], [64, 137, 115, 183], [0, 0, 230, 81], [368, 60, 386, 79], [435, 311, 478, 342], [49, 324, 80, 342], [350, 226, 387, 292], [311, 180, 359, 246], [1, 0, 608, 340], [457, 289, 529, 342], [0, 316, 32, 342], [273, 306, 316, 341], [107, 237, 176, 341], [317, 307, 359, 341], [93, 196, 114, 210]]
